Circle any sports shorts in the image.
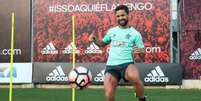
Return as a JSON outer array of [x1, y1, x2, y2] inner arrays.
[[104, 62, 134, 82]]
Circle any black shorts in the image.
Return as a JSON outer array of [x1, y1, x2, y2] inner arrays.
[[104, 62, 134, 82]]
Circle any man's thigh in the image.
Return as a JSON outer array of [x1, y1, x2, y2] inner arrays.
[[124, 64, 140, 82]]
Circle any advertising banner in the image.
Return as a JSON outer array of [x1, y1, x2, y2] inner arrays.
[[0, 0, 31, 62], [33, 63, 105, 84], [33, 63, 72, 83], [180, 0, 201, 79], [0, 63, 32, 83], [33, 63, 182, 85], [137, 63, 183, 85], [33, 0, 170, 63], [33, 63, 105, 83]]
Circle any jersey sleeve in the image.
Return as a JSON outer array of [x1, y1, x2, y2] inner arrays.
[[102, 29, 111, 44], [134, 32, 144, 48]]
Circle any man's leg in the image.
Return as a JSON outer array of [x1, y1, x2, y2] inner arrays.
[[104, 73, 118, 101], [124, 64, 146, 101]]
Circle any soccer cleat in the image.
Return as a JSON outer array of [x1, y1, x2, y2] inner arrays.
[[138, 96, 147, 101]]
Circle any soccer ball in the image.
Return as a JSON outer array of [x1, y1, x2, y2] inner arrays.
[[68, 66, 92, 89]]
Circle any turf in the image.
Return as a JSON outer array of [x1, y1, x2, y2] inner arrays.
[[0, 88, 201, 101]]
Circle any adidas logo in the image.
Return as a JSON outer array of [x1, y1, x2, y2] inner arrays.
[[46, 65, 68, 82], [85, 42, 102, 54], [94, 69, 105, 82], [189, 48, 201, 60], [0, 66, 17, 78], [62, 42, 80, 54], [41, 42, 58, 55], [144, 66, 169, 83]]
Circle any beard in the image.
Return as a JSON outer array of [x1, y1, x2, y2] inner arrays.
[[118, 19, 128, 27]]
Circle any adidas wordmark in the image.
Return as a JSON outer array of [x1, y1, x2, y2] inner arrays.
[[46, 65, 68, 82], [144, 66, 169, 83], [85, 43, 102, 54], [41, 42, 58, 54], [189, 48, 201, 60], [94, 69, 105, 82]]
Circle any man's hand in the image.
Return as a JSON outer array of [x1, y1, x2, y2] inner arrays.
[[134, 46, 145, 53], [88, 34, 106, 47], [89, 34, 95, 42], [134, 46, 145, 62]]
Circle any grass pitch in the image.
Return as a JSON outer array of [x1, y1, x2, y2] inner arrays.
[[0, 88, 201, 101]]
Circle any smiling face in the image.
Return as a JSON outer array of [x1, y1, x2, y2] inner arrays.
[[115, 10, 129, 27]]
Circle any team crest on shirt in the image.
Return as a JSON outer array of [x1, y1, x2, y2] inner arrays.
[[125, 34, 131, 39], [112, 34, 116, 38]]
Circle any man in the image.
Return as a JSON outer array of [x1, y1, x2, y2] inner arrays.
[[89, 5, 146, 101]]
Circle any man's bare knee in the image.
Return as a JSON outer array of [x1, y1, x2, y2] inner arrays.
[[133, 79, 143, 85], [104, 73, 117, 99]]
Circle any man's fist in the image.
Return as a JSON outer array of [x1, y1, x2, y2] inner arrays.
[[89, 34, 95, 42], [134, 46, 145, 53]]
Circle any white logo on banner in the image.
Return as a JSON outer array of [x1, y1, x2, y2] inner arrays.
[[62, 42, 80, 54], [41, 42, 58, 54], [144, 66, 169, 83], [0, 48, 22, 56], [0, 66, 17, 78], [85, 42, 102, 54], [145, 47, 161, 53], [94, 69, 105, 82], [189, 48, 201, 60], [46, 65, 68, 82], [0, 63, 32, 83], [48, 3, 153, 13]]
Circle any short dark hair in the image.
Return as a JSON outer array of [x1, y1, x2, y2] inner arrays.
[[115, 5, 129, 14]]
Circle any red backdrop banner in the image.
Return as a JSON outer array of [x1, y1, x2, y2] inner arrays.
[[33, 0, 170, 63], [180, 0, 201, 79]]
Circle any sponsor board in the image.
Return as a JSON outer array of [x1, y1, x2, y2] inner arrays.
[[33, 63, 182, 85], [0, 0, 31, 62], [33, 63, 72, 83], [33, 63, 105, 84], [0, 63, 32, 83]]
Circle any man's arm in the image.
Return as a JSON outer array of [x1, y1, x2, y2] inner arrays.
[[134, 31, 145, 62], [89, 34, 107, 47]]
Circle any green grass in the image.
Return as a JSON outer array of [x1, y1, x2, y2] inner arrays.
[[0, 88, 201, 101]]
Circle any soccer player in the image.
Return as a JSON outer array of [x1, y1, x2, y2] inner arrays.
[[89, 5, 146, 101]]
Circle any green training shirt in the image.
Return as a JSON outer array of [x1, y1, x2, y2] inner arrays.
[[102, 26, 144, 65]]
